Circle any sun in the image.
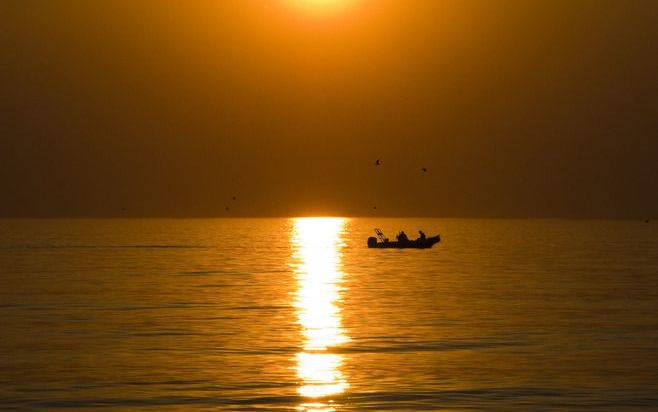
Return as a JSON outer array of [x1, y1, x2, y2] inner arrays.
[[285, 0, 360, 16]]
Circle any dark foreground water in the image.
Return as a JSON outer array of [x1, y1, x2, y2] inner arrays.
[[1, 218, 657, 411]]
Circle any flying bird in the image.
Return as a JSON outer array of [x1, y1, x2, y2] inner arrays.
[[421, 167, 428, 172], [225, 206, 230, 212], [375, 159, 381, 166], [232, 196, 237, 201]]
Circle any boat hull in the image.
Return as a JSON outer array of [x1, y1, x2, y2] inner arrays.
[[367, 235, 440, 249]]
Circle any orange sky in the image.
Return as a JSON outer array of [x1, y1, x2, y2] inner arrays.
[[1, 0, 657, 217]]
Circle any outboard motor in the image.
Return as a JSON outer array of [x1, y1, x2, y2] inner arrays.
[[367, 236, 378, 248]]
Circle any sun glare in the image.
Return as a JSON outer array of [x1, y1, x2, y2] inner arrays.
[[285, 0, 360, 16], [291, 218, 349, 410]]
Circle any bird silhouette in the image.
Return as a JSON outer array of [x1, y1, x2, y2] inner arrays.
[[421, 167, 428, 172], [225, 206, 229, 212], [232, 196, 237, 201], [375, 159, 381, 166]]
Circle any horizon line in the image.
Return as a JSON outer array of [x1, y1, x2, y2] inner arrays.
[[0, 215, 652, 221]]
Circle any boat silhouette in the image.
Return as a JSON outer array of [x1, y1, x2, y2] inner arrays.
[[367, 228, 440, 249]]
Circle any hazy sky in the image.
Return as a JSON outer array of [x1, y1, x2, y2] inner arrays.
[[1, 0, 657, 217]]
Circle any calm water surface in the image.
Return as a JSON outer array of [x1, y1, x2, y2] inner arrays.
[[1, 218, 657, 410]]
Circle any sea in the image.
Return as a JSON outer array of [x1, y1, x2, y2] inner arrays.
[[1, 218, 657, 411]]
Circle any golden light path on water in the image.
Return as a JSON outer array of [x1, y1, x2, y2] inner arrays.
[[291, 218, 349, 411]]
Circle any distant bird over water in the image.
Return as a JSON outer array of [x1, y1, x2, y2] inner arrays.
[[375, 159, 381, 166], [232, 196, 237, 201], [421, 167, 428, 172]]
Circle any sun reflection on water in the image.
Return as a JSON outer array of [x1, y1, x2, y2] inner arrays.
[[291, 218, 349, 411]]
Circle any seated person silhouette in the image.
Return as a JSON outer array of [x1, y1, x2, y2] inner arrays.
[[396, 231, 409, 242], [418, 230, 426, 240]]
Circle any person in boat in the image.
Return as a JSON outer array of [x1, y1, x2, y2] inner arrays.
[[396, 230, 409, 242], [418, 230, 426, 240]]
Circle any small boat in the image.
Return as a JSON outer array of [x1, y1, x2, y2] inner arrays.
[[367, 228, 440, 249]]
